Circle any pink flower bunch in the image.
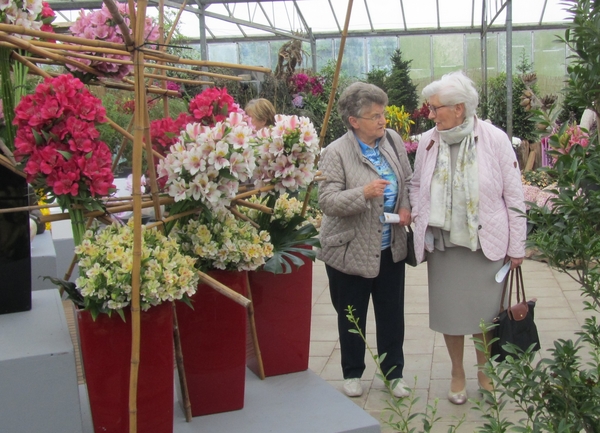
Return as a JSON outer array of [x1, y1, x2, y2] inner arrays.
[[69, 2, 159, 79], [253, 114, 320, 193], [157, 112, 257, 211], [150, 113, 190, 157], [290, 72, 325, 96], [404, 140, 418, 154], [556, 124, 589, 156], [13, 74, 114, 199], [0, 0, 55, 38], [188, 87, 243, 127]]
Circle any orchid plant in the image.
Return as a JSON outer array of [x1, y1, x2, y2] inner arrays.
[[49, 222, 200, 320]]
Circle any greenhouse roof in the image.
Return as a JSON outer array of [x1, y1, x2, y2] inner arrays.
[[48, 0, 572, 42]]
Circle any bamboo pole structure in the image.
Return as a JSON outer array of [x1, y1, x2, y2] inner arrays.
[[128, 0, 148, 427], [197, 272, 251, 308], [0, 7, 279, 430], [301, 0, 354, 218], [245, 273, 265, 379]]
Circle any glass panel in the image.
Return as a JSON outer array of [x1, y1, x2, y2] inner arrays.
[[207, 43, 238, 64], [337, 38, 366, 79], [432, 33, 463, 79], [239, 41, 271, 68], [316, 39, 335, 72], [534, 30, 568, 95], [367, 36, 398, 71]]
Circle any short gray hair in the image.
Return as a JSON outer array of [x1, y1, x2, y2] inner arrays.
[[338, 82, 388, 129], [422, 71, 479, 118]]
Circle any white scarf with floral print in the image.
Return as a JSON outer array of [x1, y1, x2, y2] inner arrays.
[[428, 116, 479, 250]]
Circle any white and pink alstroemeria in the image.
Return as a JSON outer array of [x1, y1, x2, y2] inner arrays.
[[253, 114, 320, 193], [157, 112, 258, 211]]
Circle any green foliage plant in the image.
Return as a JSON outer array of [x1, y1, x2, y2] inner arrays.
[[559, 0, 600, 133], [472, 4, 600, 431], [345, 306, 465, 433], [386, 49, 419, 114], [365, 67, 389, 94], [484, 52, 538, 142]]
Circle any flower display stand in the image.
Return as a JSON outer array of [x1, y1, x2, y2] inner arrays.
[[76, 302, 174, 433], [176, 270, 248, 416], [247, 255, 313, 377]]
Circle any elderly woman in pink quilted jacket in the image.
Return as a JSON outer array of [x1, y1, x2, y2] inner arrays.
[[409, 71, 526, 405], [317, 82, 413, 399]]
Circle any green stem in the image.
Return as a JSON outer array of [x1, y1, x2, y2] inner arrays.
[[13, 49, 29, 105], [0, 48, 16, 152]]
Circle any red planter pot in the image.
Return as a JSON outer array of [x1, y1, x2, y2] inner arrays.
[[176, 270, 248, 416], [76, 302, 174, 433], [247, 255, 313, 377]]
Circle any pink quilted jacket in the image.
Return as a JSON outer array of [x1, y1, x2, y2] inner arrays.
[[409, 118, 526, 263]]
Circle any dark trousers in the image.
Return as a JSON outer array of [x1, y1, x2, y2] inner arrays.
[[326, 248, 406, 380]]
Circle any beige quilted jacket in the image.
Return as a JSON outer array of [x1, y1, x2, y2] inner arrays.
[[317, 129, 412, 278]]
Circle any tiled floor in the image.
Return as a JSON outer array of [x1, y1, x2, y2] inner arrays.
[[308, 258, 589, 432]]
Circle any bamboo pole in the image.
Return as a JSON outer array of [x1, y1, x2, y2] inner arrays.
[[233, 185, 275, 200], [172, 304, 192, 422], [0, 32, 101, 76], [10, 50, 51, 78], [128, 0, 148, 429], [197, 272, 251, 308], [301, 0, 354, 217], [0, 154, 25, 178], [227, 206, 260, 229], [0, 24, 128, 50], [103, 0, 135, 50], [112, 117, 135, 172], [245, 273, 265, 379], [230, 198, 273, 214]]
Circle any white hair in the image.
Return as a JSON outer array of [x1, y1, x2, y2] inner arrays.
[[422, 71, 479, 117]]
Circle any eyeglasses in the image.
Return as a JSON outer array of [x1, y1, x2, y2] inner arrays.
[[427, 104, 451, 115], [357, 112, 386, 122]]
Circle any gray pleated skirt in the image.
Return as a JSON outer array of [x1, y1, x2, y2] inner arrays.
[[427, 247, 505, 335]]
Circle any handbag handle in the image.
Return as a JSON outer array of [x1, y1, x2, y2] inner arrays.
[[498, 266, 527, 319]]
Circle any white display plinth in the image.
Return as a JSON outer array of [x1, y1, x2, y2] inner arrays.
[[30, 231, 57, 290], [0, 290, 83, 433], [78, 368, 381, 433]]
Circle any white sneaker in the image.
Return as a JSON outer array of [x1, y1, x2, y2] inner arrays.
[[343, 378, 363, 397], [391, 378, 410, 398]]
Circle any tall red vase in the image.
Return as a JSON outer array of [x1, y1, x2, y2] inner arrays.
[[176, 270, 248, 416], [76, 302, 174, 433], [247, 254, 313, 377]]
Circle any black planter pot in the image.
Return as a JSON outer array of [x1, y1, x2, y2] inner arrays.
[[0, 165, 32, 315]]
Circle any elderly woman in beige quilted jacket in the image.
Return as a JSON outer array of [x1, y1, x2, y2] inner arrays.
[[317, 82, 413, 399]]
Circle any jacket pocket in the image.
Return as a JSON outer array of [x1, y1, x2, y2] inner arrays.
[[320, 227, 356, 248]]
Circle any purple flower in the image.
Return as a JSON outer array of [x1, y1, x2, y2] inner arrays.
[[292, 94, 304, 108]]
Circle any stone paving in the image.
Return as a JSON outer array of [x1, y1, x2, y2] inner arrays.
[[308, 258, 589, 432]]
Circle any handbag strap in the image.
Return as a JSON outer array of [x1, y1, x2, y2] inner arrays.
[[385, 130, 400, 161], [498, 265, 528, 319]]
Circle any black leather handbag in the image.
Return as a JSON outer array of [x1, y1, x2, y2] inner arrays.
[[491, 266, 541, 362]]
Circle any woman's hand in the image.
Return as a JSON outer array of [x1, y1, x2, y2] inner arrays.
[[398, 208, 411, 226], [507, 256, 524, 270], [364, 179, 391, 199]]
